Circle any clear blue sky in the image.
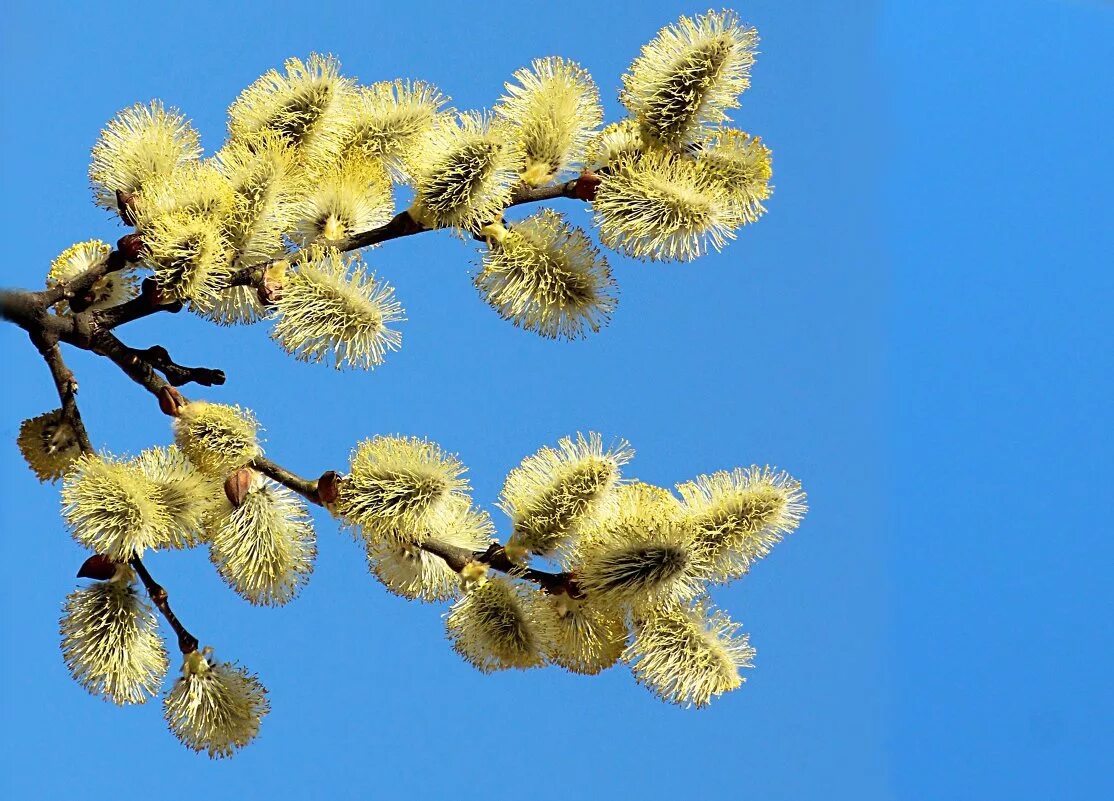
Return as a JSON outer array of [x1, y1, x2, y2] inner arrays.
[[0, 1, 1108, 799]]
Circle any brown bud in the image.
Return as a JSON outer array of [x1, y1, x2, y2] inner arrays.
[[316, 471, 340, 505], [257, 280, 283, 306], [157, 385, 185, 417], [572, 172, 602, 201], [115, 190, 138, 226], [117, 232, 146, 262], [77, 554, 118, 581], [224, 468, 255, 507]]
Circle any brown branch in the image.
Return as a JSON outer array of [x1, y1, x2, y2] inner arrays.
[[251, 454, 581, 596], [94, 277, 183, 329], [129, 557, 199, 654]]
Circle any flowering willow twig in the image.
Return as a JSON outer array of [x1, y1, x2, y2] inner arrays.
[[25, 325, 201, 655]]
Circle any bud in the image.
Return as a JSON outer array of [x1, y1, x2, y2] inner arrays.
[[157, 386, 185, 417], [76, 554, 120, 581], [224, 468, 255, 507]]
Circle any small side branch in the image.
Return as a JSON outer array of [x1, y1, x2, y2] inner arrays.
[[129, 557, 199, 654]]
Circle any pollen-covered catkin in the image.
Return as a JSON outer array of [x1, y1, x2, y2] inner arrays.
[[499, 432, 632, 558], [336, 435, 469, 543], [621, 10, 758, 147], [207, 475, 316, 606], [475, 209, 617, 340], [676, 466, 806, 582], [446, 577, 546, 672], [17, 409, 83, 482], [164, 648, 269, 759], [60, 568, 169, 705], [496, 56, 602, 185], [174, 402, 261, 476], [407, 111, 523, 231], [271, 246, 403, 370], [625, 601, 754, 707], [89, 101, 201, 212], [61, 453, 173, 561]]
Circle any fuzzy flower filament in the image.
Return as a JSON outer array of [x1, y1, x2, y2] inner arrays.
[[676, 466, 806, 582], [174, 402, 261, 476], [499, 432, 632, 558], [47, 240, 138, 312], [89, 101, 201, 213], [496, 57, 603, 185], [336, 435, 469, 544], [625, 601, 754, 707], [271, 247, 403, 370], [207, 475, 316, 606], [621, 10, 758, 147], [164, 648, 270, 759], [60, 568, 169, 705], [536, 593, 628, 675], [476, 209, 617, 340], [407, 112, 524, 231], [446, 577, 547, 672], [18, 409, 82, 482], [336, 80, 447, 183]]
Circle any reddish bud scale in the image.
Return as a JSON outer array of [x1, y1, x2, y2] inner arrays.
[[224, 468, 255, 507], [157, 386, 185, 417], [76, 554, 118, 580]]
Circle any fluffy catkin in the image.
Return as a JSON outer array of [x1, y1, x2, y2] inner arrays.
[[625, 601, 754, 707], [445, 577, 546, 672], [499, 432, 632, 558], [367, 496, 494, 601], [89, 101, 201, 212], [17, 409, 83, 482], [535, 593, 628, 675], [336, 435, 469, 544], [135, 445, 221, 550], [475, 209, 617, 340], [271, 246, 403, 370], [164, 648, 269, 759], [207, 475, 316, 606], [60, 569, 169, 705], [496, 56, 603, 185], [173, 402, 261, 476], [47, 240, 138, 312], [621, 10, 758, 147], [676, 466, 806, 582]]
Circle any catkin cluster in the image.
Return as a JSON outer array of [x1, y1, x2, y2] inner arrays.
[[20, 8, 802, 759]]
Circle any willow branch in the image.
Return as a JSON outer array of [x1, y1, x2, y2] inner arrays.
[[23, 323, 201, 654], [251, 454, 581, 596]]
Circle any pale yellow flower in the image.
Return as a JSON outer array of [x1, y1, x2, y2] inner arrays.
[[499, 432, 632, 558], [621, 10, 758, 147], [47, 240, 138, 312], [17, 409, 82, 482], [174, 402, 261, 476], [164, 648, 269, 758], [535, 593, 627, 675], [270, 246, 403, 370], [60, 567, 169, 705], [446, 577, 546, 672], [625, 600, 754, 707], [496, 57, 602, 185], [336, 80, 448, 182], [676, 466, 806, 582]]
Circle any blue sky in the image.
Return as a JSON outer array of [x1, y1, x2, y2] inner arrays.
[[0, 2, 1108, 799]]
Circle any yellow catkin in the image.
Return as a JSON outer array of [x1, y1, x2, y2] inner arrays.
[[625, 600, 754, 707], [676, 466, 806, 582], [535, 593, 628, 675], [407, 111, 524, 231], [621, 10, 758, 147], [174, 402, 261, 476], [697, 128, 773, 223], [89, 101, 201, 212], [335, 80, 448, 183], [496, 57, 602, 185], [499, 432, 632, 558], [446, 577, 546, 672], [475, 209, 617, 340], [164, 648, 269, 759], [271, 246, 404, 370], [336, 435, 469, 544], [290, 153, 393, 245], [47, 240, 138, 312], [61, 453, 173, 561], [206, 475, 316, 606], [17, 409, 82, 482], [135, 445, 222, 550], [572, 483, 706, 611], [593, 148, 741, 262], [59, 569, 169, 705], [368, 496, 494, 601]]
